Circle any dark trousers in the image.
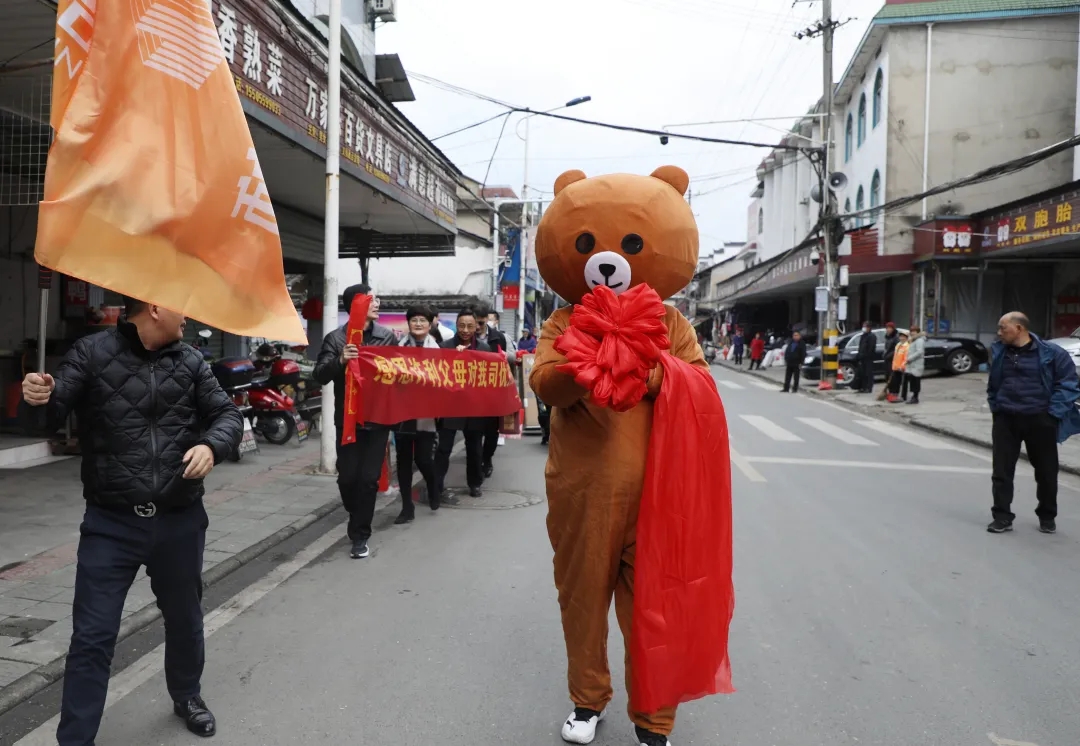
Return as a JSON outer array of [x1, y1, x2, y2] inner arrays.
[[748, 357, 762, 370], [58, 502, 208, 746], [783, 364, 801, 392], [395, 431, 437, 515], [858, 359, 875, 392], [733, 349, 743, 364], [482, 420, 500, 468], [991, 412, 1059, 523], [887, 371, 903, 396], [435, 428, 484, 492], [336, 427, 390, 542], [906, 374, 921, 399]]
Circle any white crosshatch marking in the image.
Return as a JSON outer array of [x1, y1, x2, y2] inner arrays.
[[232, 148, 278, 235], [133, 0, 224, 90]]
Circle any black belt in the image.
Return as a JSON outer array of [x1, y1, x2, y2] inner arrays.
[[97, 501, 191, 518]]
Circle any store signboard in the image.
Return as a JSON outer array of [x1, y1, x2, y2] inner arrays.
[[980, 188, 1080, 253], [209, 1, 456, 228]]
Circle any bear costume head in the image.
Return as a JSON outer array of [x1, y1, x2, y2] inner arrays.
[[534, 166, 699, 305]]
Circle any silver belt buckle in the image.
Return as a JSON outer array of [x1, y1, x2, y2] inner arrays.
[[134, 503, 157, 518]]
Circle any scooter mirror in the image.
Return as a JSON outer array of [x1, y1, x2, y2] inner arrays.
[[198, 329, 212, 339]]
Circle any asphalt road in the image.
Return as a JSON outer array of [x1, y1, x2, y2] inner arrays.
[[4, 367, 1080, 746]]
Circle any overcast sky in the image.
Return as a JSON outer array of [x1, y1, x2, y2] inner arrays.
[[379, 0, 883, 253]]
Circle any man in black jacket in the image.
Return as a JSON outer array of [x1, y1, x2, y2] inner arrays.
[[314, 283, 397, 559], [436, 308, 492, 498], [478, 307, 512, 477], [782, 332, 807, 393], [856, 322, 877, 394], [22, 297, 243, 745]]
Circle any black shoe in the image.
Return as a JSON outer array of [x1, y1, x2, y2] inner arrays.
[[635, 725, 671, 746], [174, 696, 216, 738], [987, 519, 1013, 534], [394, 512, 414, 525], [429, 495, 441, 511], [907, 397, 919, 405], [1039, 519, 1057, 534], [541, 436, 549, 446], [469, 486, 482, 498], [350, 540, 370, 559], [781, 388, 789, 393]]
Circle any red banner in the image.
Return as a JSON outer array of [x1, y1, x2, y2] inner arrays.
[[340, 295, 521, 443]]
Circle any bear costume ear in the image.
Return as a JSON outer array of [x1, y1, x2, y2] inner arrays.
[[554, 170, 587, 195], [651, 165, 690, 196]]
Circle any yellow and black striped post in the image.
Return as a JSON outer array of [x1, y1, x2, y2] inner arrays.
[[819, 329, 840, 390]]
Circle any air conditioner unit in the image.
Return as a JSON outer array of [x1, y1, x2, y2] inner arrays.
[[369, 0, 397, 21]]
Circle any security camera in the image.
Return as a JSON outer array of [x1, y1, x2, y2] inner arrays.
[[659, 135, 669, 145], [810, 250, 821, 266]]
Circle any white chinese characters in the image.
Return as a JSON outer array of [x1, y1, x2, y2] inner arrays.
[[233, 148, 279, 236], [266, 43, 283, 96], [242, 24, 262, 82]]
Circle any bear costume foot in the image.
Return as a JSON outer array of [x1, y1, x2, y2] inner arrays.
[[560, 707, 605, 744], [635, 725, 672, 746]]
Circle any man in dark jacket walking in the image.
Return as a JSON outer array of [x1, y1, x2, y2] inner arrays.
[[986, 312, 1080, 535], [782, 332, 807, 393], [314, 284, 397, 559], [855, 322, 877, 393], [436, 308, 492, 498], [479, 307, 513, 478], [22, 297, 243, 745]]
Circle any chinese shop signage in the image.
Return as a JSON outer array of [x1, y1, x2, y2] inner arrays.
[[210, 0, 456, 226], [981, 189, 1080, 253]]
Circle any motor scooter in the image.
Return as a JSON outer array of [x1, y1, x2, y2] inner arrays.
[[704, 341, 718, 364], [213, 357, 308, 447], [209, 358, 260, 461], [252, 343, 322, 432]]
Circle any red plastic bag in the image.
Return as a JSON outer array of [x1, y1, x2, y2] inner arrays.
[[554, 284, 735, 711], [632, 352, 735, 712]]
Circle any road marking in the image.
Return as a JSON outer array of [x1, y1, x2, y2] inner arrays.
[[739, 415, 803, 442], [15, 524, 345, 745], [729, 446, 766, 483], [742, 456, 986, 474], [747, 379, 780, 391], [796, 417, 878, 446], [988, 734, 1040, 746], [715, 379, 745, 390], [852, 418, 949, 449]]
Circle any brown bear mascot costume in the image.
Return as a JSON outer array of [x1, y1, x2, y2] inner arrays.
[[530, 166, 735, 746]]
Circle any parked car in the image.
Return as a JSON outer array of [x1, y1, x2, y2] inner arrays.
[[801, 327, 988, 382], [1046, 326, 1080, 372]]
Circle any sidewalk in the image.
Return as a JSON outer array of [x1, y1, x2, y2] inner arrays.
[[714, 356, 1080, 475], [0, 435, 461, 712]]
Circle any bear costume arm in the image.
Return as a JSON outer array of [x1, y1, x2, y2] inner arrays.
[[529, 307, 588, 408], [645, 308, 708, 399]]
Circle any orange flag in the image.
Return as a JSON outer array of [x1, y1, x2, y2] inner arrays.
[[38, 0, 306, 343]]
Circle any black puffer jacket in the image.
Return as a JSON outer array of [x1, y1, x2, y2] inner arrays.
[[438, 335, 492, 432], [48, 322, 244, 509], [314, 322, 398, 434]]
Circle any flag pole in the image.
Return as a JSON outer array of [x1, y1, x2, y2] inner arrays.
[[37, 267, 52, 374], [319, 0, 343, 475]]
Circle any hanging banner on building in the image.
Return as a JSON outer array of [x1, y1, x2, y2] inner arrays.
[[38, 0, 306, 343], [980, 188, 1080, 253]]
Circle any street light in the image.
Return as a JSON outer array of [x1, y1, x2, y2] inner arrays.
[[517, 95, 591, 338]]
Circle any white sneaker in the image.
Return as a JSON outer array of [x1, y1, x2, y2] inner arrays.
[[560, 708, 605, 744]]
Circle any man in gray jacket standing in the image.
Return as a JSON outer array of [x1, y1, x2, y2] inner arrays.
[[314, 284, 397, 559]]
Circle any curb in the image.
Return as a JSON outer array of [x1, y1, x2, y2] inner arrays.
[[712, 361, 1080, 479], [0, 441, 463, 717]]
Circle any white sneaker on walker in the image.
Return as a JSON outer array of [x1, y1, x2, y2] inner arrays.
[[560, 707, 605, 744]]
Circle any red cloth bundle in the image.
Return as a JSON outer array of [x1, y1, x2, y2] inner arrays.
[[554, 285, 671, 412], [555, 283, 735, 712]]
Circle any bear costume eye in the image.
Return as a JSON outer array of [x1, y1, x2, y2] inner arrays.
[[576, 232, 596, 255], [621, 234, 644, 255]]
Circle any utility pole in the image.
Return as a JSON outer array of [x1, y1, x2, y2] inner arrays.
[[796, 0, 844, 389], [319, 0, 343, 475]]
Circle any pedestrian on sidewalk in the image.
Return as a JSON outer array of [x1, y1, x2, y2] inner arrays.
[[878, 323, 900, 401], [731, 329, 745, 365], [904, 326, 926, 404], [886, 332, 909, 403], [986, 312, 1080, 535], [436, 308, 492, 498], [21, 297, 243, 743], [782, 331, 806, 393], [748, 332, 766, 371], [479, 307, 515, 479], [314, 283, 398, 560], [855, 322, 876, 394], [393, 305, 441, 522]]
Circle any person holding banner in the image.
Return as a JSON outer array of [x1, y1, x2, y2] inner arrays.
[[435, 308, 492, 498], [314, 284, 397, 559], [479, 307, 515, 478], [394, 306, 442, 522]]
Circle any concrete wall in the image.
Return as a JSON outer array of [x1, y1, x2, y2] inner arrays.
[[0, 206, 63, 353], [885, 16, 1078, 253], [838, 45, 889, 242], [758, 149, 817, 262]]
